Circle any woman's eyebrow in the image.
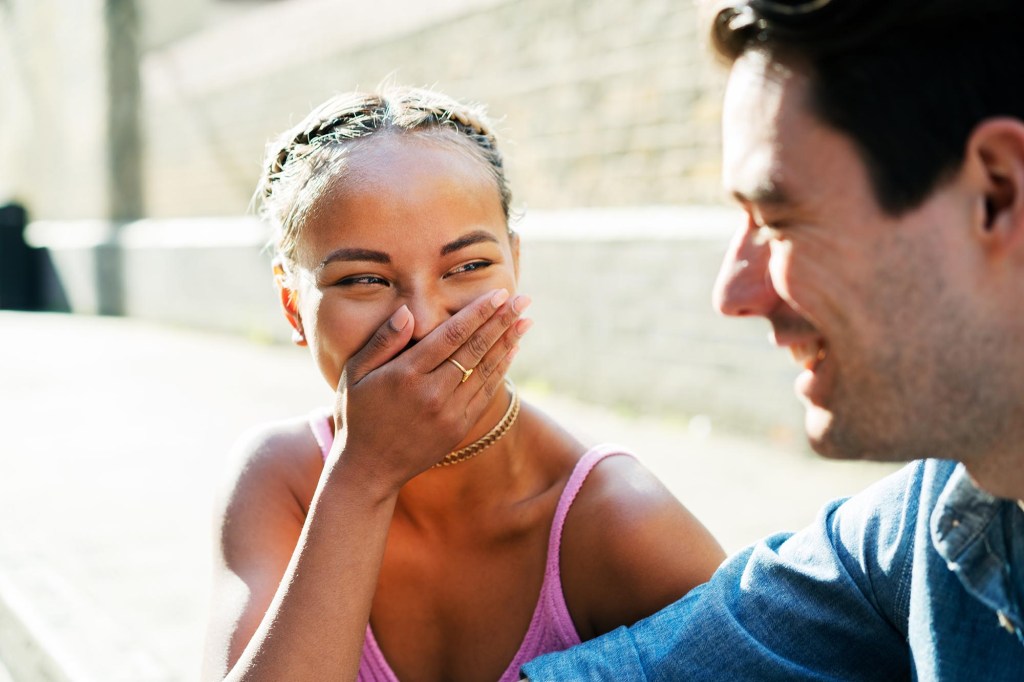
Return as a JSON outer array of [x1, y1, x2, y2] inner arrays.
[[440, 230, 499, 256], [319, 247, 391, 270]]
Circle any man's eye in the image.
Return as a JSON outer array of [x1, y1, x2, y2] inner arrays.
[[755, 223, 786, 243]]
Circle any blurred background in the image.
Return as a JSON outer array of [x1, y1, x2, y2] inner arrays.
[[0, 1, 899, 680], [1, 0, 807, 436]]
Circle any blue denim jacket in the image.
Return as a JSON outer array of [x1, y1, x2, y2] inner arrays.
[[522, 459, 1024, 680]]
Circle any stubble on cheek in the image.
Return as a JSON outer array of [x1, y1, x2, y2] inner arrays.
[[822, 239, 991, 462], [819, 349, 912, 461]]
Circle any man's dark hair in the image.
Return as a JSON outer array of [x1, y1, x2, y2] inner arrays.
[[711, 0, 1024, 215]]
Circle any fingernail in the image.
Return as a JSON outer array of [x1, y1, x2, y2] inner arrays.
[[512, 294, 531, 314], [507, 345, 520, 361], [514, 318, 533, 336], [389, 305, 412, 331], [490, 288, 510, 308]]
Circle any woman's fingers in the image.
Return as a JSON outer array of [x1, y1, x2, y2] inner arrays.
[[465, 311, 532, 386], [404, 288, 508, 372], [329, 289, 532, 486], [416, 290, 531, 383], [345, 288, 529, 390], [462, 316, 531, 416], [344, 305, 415, 385]]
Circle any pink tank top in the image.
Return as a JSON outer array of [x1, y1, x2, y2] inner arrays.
[[307, 411, 632, 682]]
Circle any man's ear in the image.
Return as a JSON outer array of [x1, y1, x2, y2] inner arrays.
[[273, 259, 307, 346], [967, 118, 1024, 254]]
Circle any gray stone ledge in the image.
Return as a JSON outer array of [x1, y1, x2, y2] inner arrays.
[[24, 207, 801, 439]]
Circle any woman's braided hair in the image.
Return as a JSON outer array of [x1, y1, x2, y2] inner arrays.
[[257, 86, 511, 273]]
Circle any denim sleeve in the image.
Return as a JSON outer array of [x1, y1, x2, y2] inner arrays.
[[522, 462, 930, 681]]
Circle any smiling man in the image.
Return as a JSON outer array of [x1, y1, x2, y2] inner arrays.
[[522, 0, 1024, 679]]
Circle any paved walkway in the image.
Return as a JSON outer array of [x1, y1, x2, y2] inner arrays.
[[0, 312, 900, 681]]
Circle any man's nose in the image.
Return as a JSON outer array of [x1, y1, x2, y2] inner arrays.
[[712, 222, 779, 318]]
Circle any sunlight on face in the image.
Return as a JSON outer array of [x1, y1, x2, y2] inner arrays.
[[718, 52, 997, 464], [290, 133, 519, 393]]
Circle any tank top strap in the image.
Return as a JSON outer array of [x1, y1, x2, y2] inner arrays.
[[545, 444, 635, 572], [506, 443, 635, 671], [308, 408, 334, 460], [347, 437, 635, 682]]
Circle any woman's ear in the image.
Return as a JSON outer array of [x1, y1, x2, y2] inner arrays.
[[273, 260, 307, 346], [967, 118, 1024, 253], [509, 230, 521, 281]]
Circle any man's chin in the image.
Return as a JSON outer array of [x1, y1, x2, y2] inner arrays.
[[805, 406, 912, 463], [804, 405, 848, 460]]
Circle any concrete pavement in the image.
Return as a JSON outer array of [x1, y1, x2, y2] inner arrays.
[[0, 311, 900, 681]]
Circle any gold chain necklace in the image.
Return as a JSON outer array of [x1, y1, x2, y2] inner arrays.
[[432, 381, 520, 468]]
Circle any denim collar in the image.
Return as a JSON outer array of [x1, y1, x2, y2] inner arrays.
[[931, 463, 1024, 642]]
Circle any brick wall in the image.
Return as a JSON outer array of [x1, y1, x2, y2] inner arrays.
[[140, 0, 725, 217]]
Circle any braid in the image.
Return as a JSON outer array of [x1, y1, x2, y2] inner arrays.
[[257, 93, 384, 201], [257, 87, 511, 272]]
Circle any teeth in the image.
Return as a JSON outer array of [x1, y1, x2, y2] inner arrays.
[[789, 341, 825, 370]]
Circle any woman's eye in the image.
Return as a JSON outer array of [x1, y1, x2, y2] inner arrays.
[[445, 261, 492, 277], [337, 275, 389, 287]]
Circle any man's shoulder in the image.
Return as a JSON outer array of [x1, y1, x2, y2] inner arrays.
[[830, 458, 958, 524], [785, 459, 958, 595]]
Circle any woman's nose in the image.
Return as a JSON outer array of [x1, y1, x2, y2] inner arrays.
[[405, 290, 459, 342], [712, 223, 779, 318]]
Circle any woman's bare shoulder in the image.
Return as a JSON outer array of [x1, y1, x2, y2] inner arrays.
[[216, 414, 327, 526], [204, 415, 330, 679], [562, 452, 685, 543], [560, 451, 726, 639]]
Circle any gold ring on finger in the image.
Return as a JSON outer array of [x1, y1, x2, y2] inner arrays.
[[446, 357, 474, 383]]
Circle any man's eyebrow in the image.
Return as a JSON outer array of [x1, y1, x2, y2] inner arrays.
[[319, 247, 391, 270], [732, 180, 792, 207], [440, 230, 500, 256]]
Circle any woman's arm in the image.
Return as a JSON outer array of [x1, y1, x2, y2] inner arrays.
[[203, 289, 528, 682]]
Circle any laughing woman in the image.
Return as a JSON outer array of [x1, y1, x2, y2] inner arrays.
[[202, 86, 725, 682]]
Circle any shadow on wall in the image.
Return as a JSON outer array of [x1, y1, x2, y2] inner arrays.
[[0, 203, 70, 313]]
